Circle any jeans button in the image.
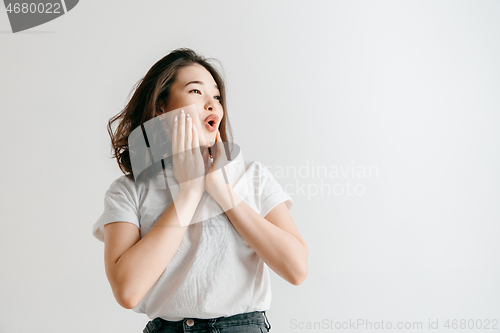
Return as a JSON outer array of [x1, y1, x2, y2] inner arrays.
[[186, 319, 195, 327]]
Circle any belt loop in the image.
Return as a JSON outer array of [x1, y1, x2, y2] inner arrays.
[[262, 311, 271, 331], [208, 317, 217, 332]]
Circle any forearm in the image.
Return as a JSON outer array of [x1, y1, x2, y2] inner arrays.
[[110, 190, 203, 308], [223, 187, 308, 285]]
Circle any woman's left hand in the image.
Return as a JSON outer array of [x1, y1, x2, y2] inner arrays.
[[204, 131, 234, 211]]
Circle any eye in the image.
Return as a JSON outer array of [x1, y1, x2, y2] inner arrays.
[[190, 89, 201, 94], [214, 95, 221, 101]]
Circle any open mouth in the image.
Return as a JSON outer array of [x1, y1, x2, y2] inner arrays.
[[204, 114, 219, 132]]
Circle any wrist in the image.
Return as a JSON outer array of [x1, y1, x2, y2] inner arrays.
[[208, 184, 240, 212], [174, 189, 205, 227], [178, 188, 204, 202]]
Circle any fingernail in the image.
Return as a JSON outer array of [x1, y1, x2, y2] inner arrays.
[[174, 115, 178, 121], [180, 109, 184, 114], [186, 113, 190, 118]]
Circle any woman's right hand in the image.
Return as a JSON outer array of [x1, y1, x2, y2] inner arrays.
[[171, 109, 205, 197]]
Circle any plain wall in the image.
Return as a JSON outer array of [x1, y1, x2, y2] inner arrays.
[[1, 1, 499, 332]]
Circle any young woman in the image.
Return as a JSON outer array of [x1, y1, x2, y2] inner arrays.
[[93, 48, 308, 333]]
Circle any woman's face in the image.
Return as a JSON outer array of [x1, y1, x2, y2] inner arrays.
[[162, 64, 224, 147]]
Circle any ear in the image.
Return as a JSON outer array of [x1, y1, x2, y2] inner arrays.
[[157, 98, 168, 115], [156, 106, 165, 116]]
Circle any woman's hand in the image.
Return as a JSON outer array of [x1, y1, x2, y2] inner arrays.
[[171, 109, 205, 197], [205, 131, 234, 211]]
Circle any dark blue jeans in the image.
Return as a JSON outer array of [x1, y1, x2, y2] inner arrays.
[[143, 311, 271, 333]]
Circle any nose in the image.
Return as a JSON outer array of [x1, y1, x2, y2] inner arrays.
[[205, 102, 213, 112], [204, 97, 215, 112]]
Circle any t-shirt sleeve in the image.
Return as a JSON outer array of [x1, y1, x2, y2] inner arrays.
[[92, 176, 140, 243], [256, 161, 294, 217]]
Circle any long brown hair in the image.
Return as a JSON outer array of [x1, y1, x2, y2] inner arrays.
[[107, 48, 233, 177]]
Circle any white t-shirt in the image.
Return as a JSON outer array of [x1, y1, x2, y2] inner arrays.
[[92, 154, 293, 321]]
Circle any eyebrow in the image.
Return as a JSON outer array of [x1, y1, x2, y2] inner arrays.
[[185, 81, 219, 90]]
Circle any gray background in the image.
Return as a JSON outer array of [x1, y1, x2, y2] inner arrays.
[[1, 1, 499, 332]]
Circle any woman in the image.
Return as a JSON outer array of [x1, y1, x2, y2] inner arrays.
[[93, 48, 308, 332]]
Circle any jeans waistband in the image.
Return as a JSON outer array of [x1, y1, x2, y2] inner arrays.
[[144, 311, 271, 332]]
